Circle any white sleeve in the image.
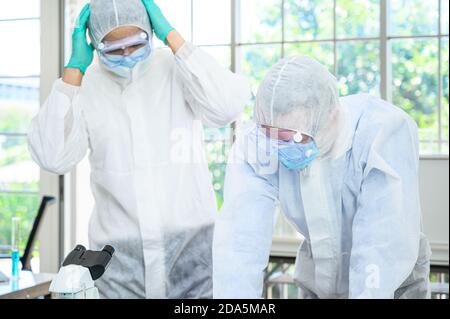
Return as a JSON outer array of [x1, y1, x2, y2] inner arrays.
[[349, 114, 422, 298], [213, 141, 278, 299], [27, 79, 89, 175], [174, 42, 252, 128]]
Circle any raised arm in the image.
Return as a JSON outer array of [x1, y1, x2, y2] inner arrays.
[[63, 3, 94, 87], [143, 0, 252, 128], [28, 5, 92, 174]]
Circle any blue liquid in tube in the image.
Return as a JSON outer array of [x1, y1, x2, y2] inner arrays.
[[11, 217, 20, 279], [11, 249, 20, 278]]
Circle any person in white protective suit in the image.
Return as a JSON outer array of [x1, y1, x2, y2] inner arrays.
[[213, 56, 432, 299], [28, 0, 251, 299]]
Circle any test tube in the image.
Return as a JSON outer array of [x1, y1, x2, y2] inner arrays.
[[11, 217, 20, 279]]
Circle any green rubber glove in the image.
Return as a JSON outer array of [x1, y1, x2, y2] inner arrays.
[[142, 0, 175, 44], [66, 4, 94, 74]]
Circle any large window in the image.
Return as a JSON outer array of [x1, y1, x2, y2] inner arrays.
[[0, 1, 41, 255], [64, 0, 449, 242]]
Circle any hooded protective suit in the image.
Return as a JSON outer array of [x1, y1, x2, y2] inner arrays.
[[28, 0, 251, 299], [213, 57, 431, 299]]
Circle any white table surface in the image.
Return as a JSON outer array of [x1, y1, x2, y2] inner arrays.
[[0, 258, 55, 299]]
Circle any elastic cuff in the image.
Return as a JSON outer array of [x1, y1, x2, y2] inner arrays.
[[54, 78, 81, 101], [175, 41, 196, 60]]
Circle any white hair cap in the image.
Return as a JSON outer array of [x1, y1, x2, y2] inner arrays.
[[88, 0, 153, 49], [255, 56, 344, 158]]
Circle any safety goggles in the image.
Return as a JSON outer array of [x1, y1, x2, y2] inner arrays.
[[98, 31, 149, 56], [257, 124, 315, 144]]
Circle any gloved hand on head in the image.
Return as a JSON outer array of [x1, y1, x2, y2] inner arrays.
[[66, 4, 94, 74], [141, 0, 175, 44], [67, 0, 176, 75], [66, 0, 155, 75], [254, 56, 344, 158]]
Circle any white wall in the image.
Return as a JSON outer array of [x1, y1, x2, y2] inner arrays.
[[419, 158, 449, 266]]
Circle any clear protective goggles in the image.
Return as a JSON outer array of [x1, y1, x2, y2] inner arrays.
[[257, 124, 315, 144], [98, 31, 149, 56]]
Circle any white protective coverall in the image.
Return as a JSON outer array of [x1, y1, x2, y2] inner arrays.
[[28, 43, 251, 298], [213, 57, 431, 299]]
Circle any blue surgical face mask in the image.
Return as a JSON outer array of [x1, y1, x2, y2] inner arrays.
[[99, 43, 151, 78], [278, 140, 319, 170]]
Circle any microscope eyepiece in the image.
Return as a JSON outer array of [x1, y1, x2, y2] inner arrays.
[[62, 245, 115, 280], [102, 245, 115, 257], [74, 245, 86, 252]]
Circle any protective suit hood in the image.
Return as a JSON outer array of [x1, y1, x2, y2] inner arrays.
[[255, 56, 344, 158], [88, 0, 153, 49]]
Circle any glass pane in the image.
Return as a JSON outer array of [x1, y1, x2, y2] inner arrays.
[[0, 136, 39, 192], [198, 46, 231, 69], [284, 0, 333, 41], [205, 127, 232, 209], [442, 37, 449, 152], [392, 39, 439, 154], [441, 142, 449, 155], [0, 0, 40, 20], [442, 0, 449, 34], [419, 141, 441, 154], [284, 42, 334, 72], [0, 20, 40, 77], [389, 0, 439, 36], [193, 0, 231, 45], [0, 78, 39, 134], [155, 0, 192, 47], [240, 0, 282, 43], [336, 40, 380, 96], [0, 193, 40, 252], [336, 0, 380, 38], [239, 45, 282, 124]]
